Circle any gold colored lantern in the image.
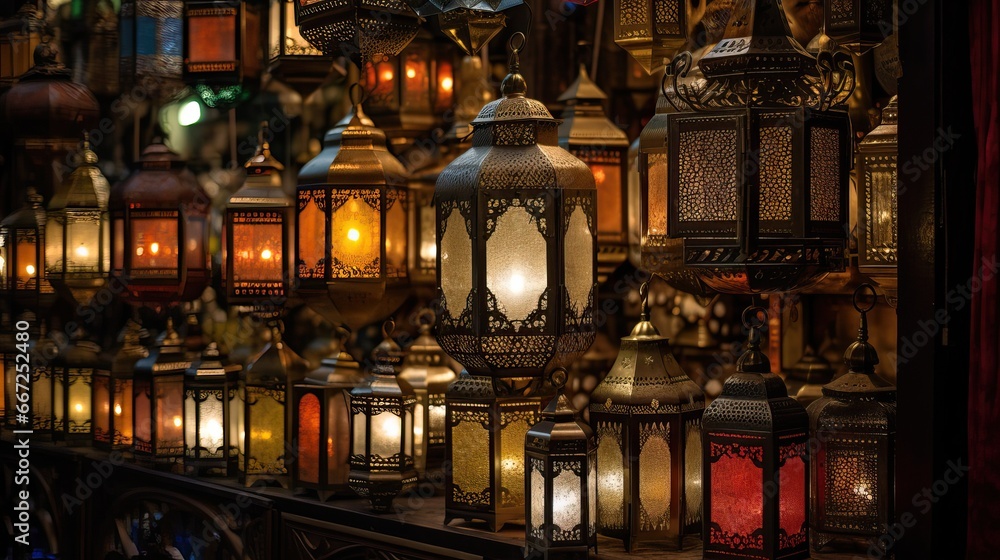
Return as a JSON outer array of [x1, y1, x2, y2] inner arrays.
[[267, 0, 333, 96], [184, 342, 240, 476], [93, 320, 146, 450], [825, 0, 893, 54], [49, 329, 101, 444], [133, 319, 190, 464], [856, 97, 897, 305], [614, 0, 691, 74]]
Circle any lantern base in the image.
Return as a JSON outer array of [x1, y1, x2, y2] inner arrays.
[[524, 543, 594, 560], [348, 469, 419, 513], [683, 238, 846, 294], [597, 528, 699, 554], [812, 529, 891, 557]]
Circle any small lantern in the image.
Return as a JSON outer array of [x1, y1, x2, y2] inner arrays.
[[224, 123, 294, 317], [111, 137, 210, 305], [184, 342, 240, 476], [348, 321, 418, 512], [50, 329, 101, 444], [119, 0, 184, 100], [267, 0, 333, 95], [437, 9, 507, 57], [46, 133, 111, 307], [614, 0, 690, 74], [133, 319, 190, 464], [702, 306, 809, 560], [399, 309, 456, 477], [557, 64, 630, 283], [292, 331, 363, 497], [93, 320, 146, 450], [295, 0, 420, 66], [807, 284, 895, 553], [525, 392, 597, 560], [238, 325, 310, 487], [183, 0, 262, 108], [856, 97, 897, 305], [1, 190, 54, 315], [824, 0, 893, 53], [0, 3, 43, 85], [589, 283, 706, 551]]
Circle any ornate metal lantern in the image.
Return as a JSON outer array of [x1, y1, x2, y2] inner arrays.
[[0, 2, 43, 85], [133, 319, 190, 464], [1, 190, 54, 315], [614, 0, 690, 74], [702, 307, 809, 560], [183, 0, 262, 108], [663, 0, 854, 294], [824, 0, 893, 53], [119, 0, 184, 100], [295, 0, 420, 65], [111, 137, 210, 305], [525, 393, 597, 560], [589, 283, 705, 550], [557, 64, 630, 283], [807, 284, 895, 553], [184, 342, 240, 476], [856, 97, 897, 305], [93, 320, 146, 450], [348, 321, 418, 512], [46, 133, 111, 307], [399, 309, 456, 477], [49, 329, 101, 444], [436, 8, 508, 57], [267, 0, 333, 95]]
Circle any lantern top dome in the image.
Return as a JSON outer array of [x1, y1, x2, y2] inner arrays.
[[51, 132, 110, 211], [472, 33, 553, 125], [822, 284, 895, 399]]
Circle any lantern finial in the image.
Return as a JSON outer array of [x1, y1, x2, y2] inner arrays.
[[737, 306, 770, 373], [845, 283, 880, 372], [500, 32, 527, 98]]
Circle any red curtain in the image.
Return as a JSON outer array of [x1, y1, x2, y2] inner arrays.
[[968, 0, 1000, 556]]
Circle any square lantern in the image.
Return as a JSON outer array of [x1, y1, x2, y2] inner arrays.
[[525, 394, 597, 560], [590, 286, 706, 551], [614, 0, 690, 74], [825, 0, 894, 53], [184, 343, 240, 476], [133, 320, 190, 464], [0, 3, 43, 85], [267, 0, 333, 95], [702, 307, 809, 560], [93, 321, 146, 450], [183, 1, 262, 88], [294, 0, 421, 65], [50, 331, 103, 444], [119, 0, 184, 99], [856, 98, 897, 305], [1, 191, 54, 315]]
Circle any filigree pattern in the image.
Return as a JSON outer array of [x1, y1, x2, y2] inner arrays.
[[810, 127, 841, 222], [709, 526, 765, 550], [710, 440, 764, 463], [759, 126, 793, 225], [863, 156, 898, 264], [677, 128, 738, 223]]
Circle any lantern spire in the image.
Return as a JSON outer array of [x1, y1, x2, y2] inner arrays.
[[736, 306, 771, 374], [500, 32, 527, 98], [245, 121, 284, 172]]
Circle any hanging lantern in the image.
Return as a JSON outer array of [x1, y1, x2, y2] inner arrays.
[[119, 0, 184, 100], [0, 3, 43, 85], [110, 137, 210, 305], [86, 0, 120, 97], [702, 306, 809, 560], [614, 0, 691, 74], [399, 309, 456, 477], [46, 133, 111, 307], [557, 64, 630, 283], [267, 0, 333, 96], [589, 283, 705, 550], [224, 123, 294, 317], [824, 0, 893, 54], [856, 97, 897, 306], [348, 321, 418, 512], [49, 329, 102, 444], [662, 0, 854, 294], [183, 0, 262, 108], [807, 284, 895, 553], [238, 325, 310, 487], [294, 0, 420, 66], [437, 8, 507, 57], [184, 342, 240, 476], [525, 392, 597, 560], [133, 319, 190, 464], [93, 320, 146, 450], [1, 190, 54, 316], [291, 330, 363, 497]]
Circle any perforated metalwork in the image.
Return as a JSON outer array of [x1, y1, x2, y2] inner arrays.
[[618, 0, 650, 38], [810, 127, 841, 222], [638, 422, 671, 531], [596, 421, 626, 530], [822, 438, 880, 532], [759, 126, 793, 223], [677, 129, 738, 223]]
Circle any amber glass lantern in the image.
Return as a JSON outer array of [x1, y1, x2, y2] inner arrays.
[[295, 0, 420, 65], [49, 330, 102, 444], [111, 138, 210, 305], [857, 97, 897, 305], [93, 321, 146, 450], [119, 0, 184, 99], [702, 307, 809, 560], [525, 393, 597, 560], [807, 284, 895, 553], [614, 0, 690, 74], [183, 0, 262, 108], [184, 343, 240, 476], [267, 0, 333, 95], [133, 320, 190, 463], [589, 284, 705, 551], [1, 190, 54, 316], [348, 322, 418, 512], [824, 0, 893, 53], [0, 3, 43, 85]]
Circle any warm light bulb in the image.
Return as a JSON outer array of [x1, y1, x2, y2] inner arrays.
[[205, 419, 224, 441], [114, 403, 122, 416], [406, 66, 417, 79], [347, 228, 361, 242], [381, 69, 394, 82], [74, 402, 83, 413], [173, 416, 182, 428], [150, 242, 160, 255], [506, 272, 527, 295], [440, 77, 453, 91], [75, 244, 89, 258], [379, 414, 401, 440], [136, 246, 144, 256], [419, 241, 436, 262], [260, 248, 273, 260], [25, 264, 35, 276], [592, 166, 606, 185]]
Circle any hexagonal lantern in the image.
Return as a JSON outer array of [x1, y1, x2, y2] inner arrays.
[[295, 0, 420, 66], [1, 190, 55, 316], [267, 0, 334, 96], [614, 0, 691, 74], [825, 0, 894, 54], [133, 319, 190, 465], [93, 320, 147, 450]]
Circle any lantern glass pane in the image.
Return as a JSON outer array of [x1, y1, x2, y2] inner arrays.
[[500, 412, 533, 507], [185, 391, 197, 451], [552, 462, 582, 540], [188, 11, 237, 64], [440, 207, 472, 314], [134, 380, 151, 442], [16, 233, 38, 287], [330, 191, 379, 278], [131, 217, 178, 275], [68, 370, 92, 433], [327, 389, 351, 483], [116, 379, 134, 445], [185, 217, 207, 270], [760, 126, 794, 224], [418, 204, 436, 269], [596, 422, 625, 529], [94, 375, 111, 442], [452, 412, 489, 499], [405, 405, 413, 456], [271, 1, 321, 59], [580, 153, 623, 235], [297, 190, 326, 279], [3, 357, 13, 422], [232, 221, 283, 282], [822, 438, 880, 531], [709, 440, 764, 550], [372, 410, 401, 458], [45, 218, 63, 274], [487, 206, 547, 324], [779, 442, 808, 548], [385, 192, 407, 278], [65, 216, 102, 272], [367, 61, 398, 109], [298, 392, 320, 483], [638, 422, 671, 531], [413, 401, 425, 462], [529, 457, 545, 538], [863, 155, 898, 263], [200, 393, 226, 457], [564, 205, 593, 316], [428, 401, 445, 443], [588, 451, 597, 536], [436, 60, 454, 112], [684, 421, 703, 525], [156, 378, 185, 450], [0, 234, 8, 286], [809, 127, 842, 222], [103, 218, 111, 272], [353, 410, 367, 455], [402, 50, 430, 112], [247, 387, 285, 474], [677, 128, 738, 226]]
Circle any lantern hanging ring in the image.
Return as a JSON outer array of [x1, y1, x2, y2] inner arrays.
[[417, 308, 435, 328], [508, 32, 525, 67], [348, 82, 366, 108], [382, 318, 396, 339], [742, 305, 768, 331], [638, 281, 650, 319], [549, 367, 568, 390], [853, 283, 878, 314]]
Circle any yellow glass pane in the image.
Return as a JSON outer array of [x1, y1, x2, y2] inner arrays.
[[499, 413, 533, 507], [597, 424, 625, 529], [331, 192, 380, 278], [487, 206, 546, 324], [385, 192, 407, 278], [564, 205, 593, 315], [247, 387, 286, 474], [440, 207, 472, 315], [646, 153, 668, 236], [638, 422, 671, 531], [452, 414, 489, 498], [684, 421, 703, 525], [297, 190, 326, 279]]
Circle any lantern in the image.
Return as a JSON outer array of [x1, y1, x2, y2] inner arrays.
[[525, 393, 597, 560], [0, 3, 43, 85], [267, 0, 333, 96], [824, 0, 893, 54], [784, 346, 836, 407], [399, 309, 456, 477], [238, 326, 310, 487], [557, 64, 630, 283], [614, 0, 691, 74], [184, 342, 240, 476], [46, 133, 111, 307], [182, 0, 262, 108], [856, 97, 897, 305], [291, 331, 362, 497], [93, 320, 146, 450], [296, 95, 410, 331], [49, 329, 101, 444], [807, 284, 895, 553], [294, 0, 420, 66], [1, 190, 54, 316], [348, 321, 418, 512], [4, 314, 56, 433], [133, 319, 190, 464], [589, 283, 705, 551], [224, 123, 294, 317], [111, 137, 210, 305], [662, 0, 854, 294], [702, 306, 809, 560], [436, 9, 507, 57], [119, 0, 184, 100]]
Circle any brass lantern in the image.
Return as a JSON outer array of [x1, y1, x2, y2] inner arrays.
[[0, 2, 43, 85], [702, 307, 809, 560], [267, 0, 333, 96], [294, 0, 420, 65], [1, 190, 54, 316], [110, 137, 210, 305], [119, 0, 184, 100], [184, 342, 240, 476], [807, 284, 895, 553], [133, 319, 190, 464], [93, 320, 146, 450], [49, 329, 102, 444], [614, 0, 691, 74], [183, 0, 262, 108], [525, 393, 597, 560], [348, 322, 418, 512], [436, 8, 508, 57], [589, 283, 706, 551], [557, 64, 630, 283], [824, 0, 893, 53], [856, 97, 897, 305], [46, 133, 111, 307]]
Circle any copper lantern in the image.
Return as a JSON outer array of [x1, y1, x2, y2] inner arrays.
[[93, 320, 146, 450], [856, 97, 897, 305], [1, 190, 54, 315], [133, 320, 190, 464], [119, 0, 184, 99], [294, 0, 420, 65], [824, 0, 893, 53], [184, 342, 240, 476], [183, 0, 262, 108]]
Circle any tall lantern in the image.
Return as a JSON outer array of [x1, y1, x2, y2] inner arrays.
[[119, 0, 184, 100], [1, 190, 54, 316], [614, 0, 690, 74], [111, 137, 210, 305], [436, 33, 597, 531], [184, 342, 240, 476], [294, 0, 420, 65], [589, 283, 706, 551], [702, 307, 809, 560], [557, 64, 630, 284], [0, 3, 43, 85], [348, 321, 418, 512], [856, 97, 897, 305], [267, 0, 333, 96], [824, 0, 893, 53], [50, 329, 102, 444], [93, 320, 146, 450], [807, 284, 895, 553], [133, 320, 190, 465], [525, 393, 597, 560], [183, 0, 262, 108]]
